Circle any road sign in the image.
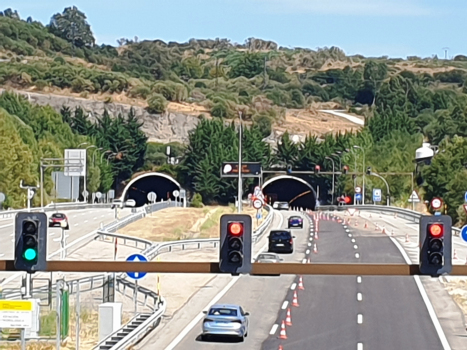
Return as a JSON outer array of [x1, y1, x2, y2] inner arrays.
[[0, 300, 33, 328], [256, 211, 262, 220], [108, 189, 115, 199], [355, 187, 361, 194], [464, 192, 467, 202], [355, 193, 362, 201], [373, 189, 382, 202], [254, 186, 262, 197], [0, 192, 5, 203], [461, 226, 467, 243], [82, 190, 89, 198], [173, 190, 180, 198], [95, 192, 102, 199], [126, 254, 148, 280], [221, 162, 262, 177], [147, 192, 157, 202], [430, 197, 443, 210], [64, 149, 86, 177], [408, 190, 420, 203], [253, 199, 263, 209], [180, 189, 186, 199]]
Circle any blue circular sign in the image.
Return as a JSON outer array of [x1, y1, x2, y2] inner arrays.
[[126, 254, 148, 280], [461, 226, 467, 243]]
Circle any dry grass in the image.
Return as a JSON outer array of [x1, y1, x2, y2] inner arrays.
[[118, 205, 267, 241], [442, 278, 467, 318]]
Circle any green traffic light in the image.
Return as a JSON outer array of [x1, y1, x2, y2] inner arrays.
[[23, 248, 37, 261]]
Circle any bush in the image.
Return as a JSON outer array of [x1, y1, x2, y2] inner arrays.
[[191, 193, 203, 207], [146, 93, 168, 114]]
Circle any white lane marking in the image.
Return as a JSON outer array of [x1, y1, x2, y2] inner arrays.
[[0, 254, 4, 258], [49, 232, 55, 236], [348, 234, 352, 238], [357, 314, 363, 324], [9, 233, 13, 237], [84, 220, 88, 223], [164, 277, 239, 350], [290, 283, 297, 290], [355, 253, 360, 259], [74, 224, 78, 227], [357, 293, 362, 301], [302, 258, 307, 264], [308, 242, 311, 247], [306, 249, 310, 254], [281, 301, 289, 310], [389, 236, 451, 350], [354, 245, 358, 249], [357, 276, 362, 284], [278, 212, 284, 229], [0, 223, 13, 229], [93, 217, 97, 220], [53, 238, 61, 242], [351, 238, 356, 243], [309, 237, 313, 241], [270, 324, 279, 335], [358, 343, 363, 350]]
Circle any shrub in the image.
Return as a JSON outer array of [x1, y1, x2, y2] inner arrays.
[[191, 193, 203, 207], [147, 93, 168, 114]]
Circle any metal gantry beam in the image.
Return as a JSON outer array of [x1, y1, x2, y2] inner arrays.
[[1, 261, 467, 276]]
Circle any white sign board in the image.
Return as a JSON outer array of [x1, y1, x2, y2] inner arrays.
[[147, 192, 157, 201], [253, 199, 263, 209], [179, 189, 186, 198], [0, 300, 33, 328], [355, 187, 361, 194], [0, 192, 5, 202], [408, 190, 420, 203], [173, 190, 180, 198], [64, 149, 86, 177], [373, 189, 382, 202], [431, 197, 443, 210]]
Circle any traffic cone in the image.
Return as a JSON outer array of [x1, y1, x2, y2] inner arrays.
[[314, 232, 319, 240], [390, 229, 394, 236], [381, 226, 386, 234], [298, 276, 305, 290], [364, 221, 368, 228], [279, 346, 284, 350], [394, 212, 397, 218], [313, 243, 318, 253], [292, 291, 299, 307], [375, 224, 379, 231], [369, 213, 372, 218], [285, 308, 292, 326], [454, 249, 459, 260], [405, 233, 410, 243], [279, 320, 287, 339], [307, 257, 311, 263]]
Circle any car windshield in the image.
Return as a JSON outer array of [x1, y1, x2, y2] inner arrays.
[[270, 231, 291, 239], [52, 214, 65, 218], [208, 308, 238, 316], [258, 254, 277, 260]]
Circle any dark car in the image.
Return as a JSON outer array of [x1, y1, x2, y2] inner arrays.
[[288, 216, 303, 228], [48, 213, 69, 229], [268, 230, 294, 254]]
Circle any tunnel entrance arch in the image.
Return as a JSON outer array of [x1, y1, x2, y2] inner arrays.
[[121, 172, 181, 207], [262, 175, 317, 210]]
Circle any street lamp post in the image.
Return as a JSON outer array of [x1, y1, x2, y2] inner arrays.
[[238, 112, 243, 213], [325, 157, 335, 205], [346, 148, 358, 204], [353, 146, 366, 205]]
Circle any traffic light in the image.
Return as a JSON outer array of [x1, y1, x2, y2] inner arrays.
[[419, 215, 452, 276], [343, 165, 349, 174], [219, 214, 252, 275], [314, 165, 320, 174], [14, 212, 47, 273]]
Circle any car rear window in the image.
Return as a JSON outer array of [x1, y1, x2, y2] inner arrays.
[[290, 217, 301, 221], [270, 231, 291, 239], [259, 254, 276, 260], [52, 214, 65, 218], [209, 308, 238, 316]]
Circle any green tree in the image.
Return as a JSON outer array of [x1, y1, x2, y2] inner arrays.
[[48, 6, 95, 48], [363, 61, 388, 106]]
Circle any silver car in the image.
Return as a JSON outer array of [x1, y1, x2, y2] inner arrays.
[[255, 253, 283, 263], [202, 304, 249, 340]]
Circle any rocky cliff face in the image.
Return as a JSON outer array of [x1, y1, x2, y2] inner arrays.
[[1, 89, 200, 144]]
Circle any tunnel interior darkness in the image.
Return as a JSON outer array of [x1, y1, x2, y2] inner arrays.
[[122, 173, 181, 207], [262, 176, 317, 210]]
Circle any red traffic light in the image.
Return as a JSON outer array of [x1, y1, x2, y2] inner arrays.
[[428, 223, 443, 238], [228, 222, 244, 236], [344, 196, 351, 204], [315, 165, 320, 170]]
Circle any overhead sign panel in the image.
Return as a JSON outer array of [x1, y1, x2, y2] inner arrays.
[[221, 162, 262, 178], [64, 149, 86, 177]]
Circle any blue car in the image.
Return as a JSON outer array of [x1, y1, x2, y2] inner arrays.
[[288, 216, 303, 228]]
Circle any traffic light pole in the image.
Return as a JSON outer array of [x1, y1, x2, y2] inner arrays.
[[237, 113, 243, 213]]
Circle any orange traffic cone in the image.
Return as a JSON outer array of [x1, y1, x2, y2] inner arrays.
[[382, 226, 386, 234], [279, 346, 284, 350], [285, 308, 292, 326], [292, 291, 299, 307], [464, 256, 467, 265], [298, 276, 305, 290], [405, 233, 410, 243], [314, 232, 319, 240], [313, 243, 318, 253], [454, 249, 459, 260], [394, 212, 397, 218], [279, 320, 287, 339], [364, 221, 368, 228]]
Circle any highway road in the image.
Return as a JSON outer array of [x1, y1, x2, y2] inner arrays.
[[139, 209, 310, 350], [139, 210, 466, 350], [0, 207, 131, 286], [263, 213, 447, 350]]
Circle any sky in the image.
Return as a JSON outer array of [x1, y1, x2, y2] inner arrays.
[[4, 0, 467, 58]]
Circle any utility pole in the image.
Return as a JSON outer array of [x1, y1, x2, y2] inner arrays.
[[237, 112, 243, 213], [442, 47, 449, 60]]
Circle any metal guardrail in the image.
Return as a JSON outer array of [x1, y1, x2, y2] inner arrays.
[[0, 202, 112, 219], [317, 204, 461, 237]]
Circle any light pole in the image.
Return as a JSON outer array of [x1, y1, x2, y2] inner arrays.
[[353, 145, 366, 205], [346, 148, 358, 204], [238, 112, 243, 213], [325, 156, 335, 204]]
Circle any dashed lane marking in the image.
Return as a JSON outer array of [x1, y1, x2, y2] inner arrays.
[[281, 301, 288, 309], [270, 324, 279, 335]]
